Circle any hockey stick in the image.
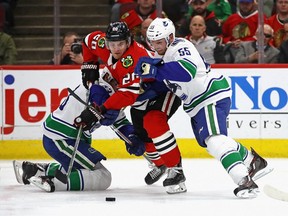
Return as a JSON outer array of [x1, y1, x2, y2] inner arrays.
[[263, 184, 288, 202], [55, 85, 91, 184], [67, 87, 153, 164]]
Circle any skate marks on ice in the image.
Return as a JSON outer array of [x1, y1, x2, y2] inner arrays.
[[1, 159, 288, 216]]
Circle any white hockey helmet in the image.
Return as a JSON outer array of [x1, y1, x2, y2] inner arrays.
[[146, 18, 175, 46]]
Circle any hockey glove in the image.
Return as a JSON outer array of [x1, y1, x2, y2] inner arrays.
[[137, 80, 169, 101], [74, 106, 99, 131], [81, 62, 100, 89], [135, 57, 163, 79], [125, 134, 145, 156], [100, 109, 119, 126], [96, 105, 120, 126]]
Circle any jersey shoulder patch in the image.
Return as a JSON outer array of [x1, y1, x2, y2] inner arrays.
[[171, 38, 185, 47], [97, 37, 106, 48], [121, 12, 130, 20]]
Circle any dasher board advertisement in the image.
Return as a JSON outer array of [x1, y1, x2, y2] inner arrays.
[[0, 65, 287, 140]]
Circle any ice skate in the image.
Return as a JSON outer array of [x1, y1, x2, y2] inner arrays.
[[13, 160, 48, 185], [145, 164, 167, 185], [29, 176, 55, 192], [163, 162, 186, 194], [248, 148, 273, 181], [234, 176, 258, 199]]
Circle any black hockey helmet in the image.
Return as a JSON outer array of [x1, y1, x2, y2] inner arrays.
[[105, 21, 131, 42]]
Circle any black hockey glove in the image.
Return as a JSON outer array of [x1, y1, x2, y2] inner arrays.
[[81, 62, 100, 89], [74, 106, 99, 131], [125, 134, 145, 156]]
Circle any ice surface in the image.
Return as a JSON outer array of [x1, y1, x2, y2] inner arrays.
[[0, 159, 288, 216]]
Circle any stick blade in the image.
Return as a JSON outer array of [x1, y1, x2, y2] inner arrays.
[[13, 160, 24, 184], [264, 184, 288, 202]]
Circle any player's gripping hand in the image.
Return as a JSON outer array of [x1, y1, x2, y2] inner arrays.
[[125, 134, 145, 156], [95, 105, 120, 126], [135, 57, 163, 79], [100, 110, 119, 126], [74, 106, 99, 131], [137, 82, 157, 101], [81, 62, 100, 89]]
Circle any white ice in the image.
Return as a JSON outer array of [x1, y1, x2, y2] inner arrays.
[[1, 159, 288, 216]]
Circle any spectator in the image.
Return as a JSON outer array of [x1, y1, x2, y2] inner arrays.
[[49, 31, 83, 65], [0, 29, 17, 64], [185, 15, 225, 63], [207, 0, 232, 24], [222, 0, 266, 44], [0, 0, 17, 33], [221, 0, 267, 63], [110, 0, 136, 22], [267, 0, 288, 48], [262, 0, 277, 17], [277, 21, 288, 62], [120, 0, 165, 43], [0, 3, 5, 31], [234, 24, 279, 63], [177, 0, 222, 37], [162, 0, 189, 26], [139, 18, 154, 50], [228, 0, 237, 13]]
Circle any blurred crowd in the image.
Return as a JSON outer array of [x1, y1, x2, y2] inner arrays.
[[2, 0, 288, 65], [108, 0, 288, 64], [0, 0, 17, 64]]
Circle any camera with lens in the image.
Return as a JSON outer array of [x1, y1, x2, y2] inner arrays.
[[71, 38, 82, 54]]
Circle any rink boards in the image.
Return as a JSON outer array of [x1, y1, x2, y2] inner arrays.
[[0, 65, 287, 159], [1, 139, 287, 159]]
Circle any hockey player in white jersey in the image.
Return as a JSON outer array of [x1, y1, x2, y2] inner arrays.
[[13, 63, 145, 192], [135, 17, 273, 198]]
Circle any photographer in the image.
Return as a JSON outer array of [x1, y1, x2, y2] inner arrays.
[[48, 31, 84, 65]]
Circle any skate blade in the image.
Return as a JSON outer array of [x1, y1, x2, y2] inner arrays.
[[165, 182, 187, 194], [13, 160, 24, 184], [235, 188, 258, 199], [29, 176, 53, 192], [252, 166, 274, 181]]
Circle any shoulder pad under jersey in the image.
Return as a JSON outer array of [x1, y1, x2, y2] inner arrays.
[[171, 38, 185, 47]]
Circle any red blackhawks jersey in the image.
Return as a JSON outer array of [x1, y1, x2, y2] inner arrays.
[[120, 7, 164, 42], [222, 11, 267, 43], [120, 9, 158, 33], [267, 14, 286, 48], [82, 31, 153, 110]]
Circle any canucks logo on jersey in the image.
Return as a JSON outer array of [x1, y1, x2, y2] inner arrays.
[[166, 80, 181, 93], [166, 80, 187, 100]]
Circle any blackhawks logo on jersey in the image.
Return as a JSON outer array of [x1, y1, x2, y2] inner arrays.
[[121, 55, 133, 68], [232, 22, 250, 39], [121, 12, 130, 20], [98, 37, 105, 48]]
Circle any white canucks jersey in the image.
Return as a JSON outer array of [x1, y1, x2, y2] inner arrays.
[[42, 70, 126, 143], [42, 84, 91, 142], [157, 38, 231, 117]]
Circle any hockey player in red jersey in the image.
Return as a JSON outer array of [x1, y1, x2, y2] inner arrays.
[[79, 21, 185, 194]]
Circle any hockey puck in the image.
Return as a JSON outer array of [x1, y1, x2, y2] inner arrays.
[[105, 197, 116, 202]]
